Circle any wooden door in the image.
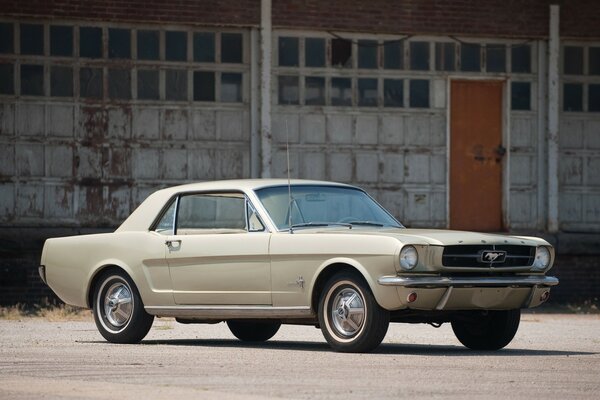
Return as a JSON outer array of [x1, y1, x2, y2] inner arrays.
[[450, 80, 504, 231]]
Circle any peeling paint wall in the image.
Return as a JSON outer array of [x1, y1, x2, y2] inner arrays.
[[0, 103, 250, 226], [271, 111, 447, 228]]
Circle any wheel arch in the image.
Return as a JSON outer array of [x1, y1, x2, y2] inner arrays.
[[86, 263, 135, 309], [309, 259, 379, 313]]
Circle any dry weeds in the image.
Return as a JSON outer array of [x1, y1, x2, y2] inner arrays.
[[0, 301, 92, 321]]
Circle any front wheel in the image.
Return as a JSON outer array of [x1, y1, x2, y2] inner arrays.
[[227, 320, 281, 342], [451, 309, 521, 350], [92, 271, 154, 343], [318, 272, 389, 353]]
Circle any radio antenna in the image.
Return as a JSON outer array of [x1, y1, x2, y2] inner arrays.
[[286, 118, 293, 234]]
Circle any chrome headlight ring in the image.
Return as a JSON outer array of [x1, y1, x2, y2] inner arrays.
[[400, 245, 418, 271], [532, 246, 551, 270]]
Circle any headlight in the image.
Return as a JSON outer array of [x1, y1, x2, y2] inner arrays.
[[532, 246, 551, 270], [400, 245, 418, 270]]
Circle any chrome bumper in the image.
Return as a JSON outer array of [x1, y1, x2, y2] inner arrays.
[[378, 275, 559, 288]]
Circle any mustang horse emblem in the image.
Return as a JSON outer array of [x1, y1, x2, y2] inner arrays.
[[482, 251, 506, 263]]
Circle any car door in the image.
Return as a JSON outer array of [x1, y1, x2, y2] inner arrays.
[[161, 192, 271, 305]]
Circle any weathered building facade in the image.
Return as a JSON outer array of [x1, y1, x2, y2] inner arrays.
[[0, 0, 599, 304]]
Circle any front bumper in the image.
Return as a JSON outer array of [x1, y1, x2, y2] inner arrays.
[[378, 275, 559, 288], [378, 275, 559, 311]]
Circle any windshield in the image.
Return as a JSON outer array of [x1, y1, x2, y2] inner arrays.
[[255, 185, 402, 231]]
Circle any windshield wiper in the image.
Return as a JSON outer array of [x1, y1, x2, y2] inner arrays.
[[347, 221, 387, 227], [291, 222, 352, 229]]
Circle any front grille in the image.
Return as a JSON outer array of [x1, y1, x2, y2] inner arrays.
[[442, 245, 535, 268]]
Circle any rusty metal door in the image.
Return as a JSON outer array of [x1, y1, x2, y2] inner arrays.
[[450, 80, 505, 231]]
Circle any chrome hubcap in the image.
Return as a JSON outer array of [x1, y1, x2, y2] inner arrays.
[[103, 282, 133, 328], [331, 288, 365, 337]]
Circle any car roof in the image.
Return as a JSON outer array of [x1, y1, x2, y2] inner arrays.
[[155, 179, 354, 195], [116, 179, 356, 232]]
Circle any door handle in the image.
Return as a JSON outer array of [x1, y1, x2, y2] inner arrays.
[[165, 240, 181, 250], [495, 145, 507, 157]]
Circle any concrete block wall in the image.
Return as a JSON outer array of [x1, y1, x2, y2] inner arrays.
[[509, 113, 543, 230], [558, 115, 600, 232], [0, 102, 250, 227], [271, 110, 447, 228]]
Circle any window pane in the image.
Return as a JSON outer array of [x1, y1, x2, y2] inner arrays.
[[155, 200, 176, 235], [331, 77, 352, 106], [511, 81, 530, 110], [358, 40, 377, 69], [589, 47, 600, 75], [20, 64, 44, 96], [177, 194, 246, 231], [50, 66, 73, 97], [278, 75, 298, 105], [589, 84, 600, 112], [20, 23, 44, 55], [331, 39, 352, 68], [511, 44, 531, 73], [486, 44, 506, 72], [109, 28, 131, 59], [108, 69, 130, 99], [564, 46, 583, 75], [166, 31, 187, 61], [50, 25, 73, 56], [221, 33, 242, 63], [0, 23, 14, 54], [193, 32, 215, 62], [137, 69, 159, 100], [80, 67, 103, 98], [278, 37, 298, 67], [166, 69, 187, 100], [358, 78, 377, 106], [409, 79, 429, 108], [80, 27, 102, 58], [0, 63, 14, 94], [221, 72, 242, 102], [383, 41, 403, 69], [305, 77, 325, 105], [384, 79, 403, 107], [193, 71, 215, 101], [563, 83, 583, 111], [435, 42, 455, 71], [137, 30, 159, 60], [305, 38, 325, 67], [461, 43, 481, 72], [410, 41, 429, 71]]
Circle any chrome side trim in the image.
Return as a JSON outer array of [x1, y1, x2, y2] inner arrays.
[[145, 305, 314, 319], [378, 275, 559, 288]]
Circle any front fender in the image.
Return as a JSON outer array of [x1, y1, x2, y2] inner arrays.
[[310, 256, 403, 311]]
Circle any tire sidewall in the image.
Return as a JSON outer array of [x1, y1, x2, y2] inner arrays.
[[321, 279, 369, 343], [94, 274, 135, 335], [92, 270, 154, 343], [318, 272, 389, 352]]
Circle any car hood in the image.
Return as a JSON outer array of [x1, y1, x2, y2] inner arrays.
[[299, 228, 550, 247]]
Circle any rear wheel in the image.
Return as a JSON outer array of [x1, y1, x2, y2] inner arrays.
[[451, 309, 520, 350], [227, 320, 281, 342], [318, 272, 389, 353], [92, 271, 154, 343]]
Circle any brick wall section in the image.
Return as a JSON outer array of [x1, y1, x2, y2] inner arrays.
[[0, 0, 261, 27], [550, 255, 600, 305], [0, 0, 599, 38]]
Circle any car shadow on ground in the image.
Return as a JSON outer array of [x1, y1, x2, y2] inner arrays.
[[83, 338, 596, 357]]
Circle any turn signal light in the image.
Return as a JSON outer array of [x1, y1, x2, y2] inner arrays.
[[407, 292, 418, 303]]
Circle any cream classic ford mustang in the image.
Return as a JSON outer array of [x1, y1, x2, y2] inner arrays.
[[40, 179, 558, 352]]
